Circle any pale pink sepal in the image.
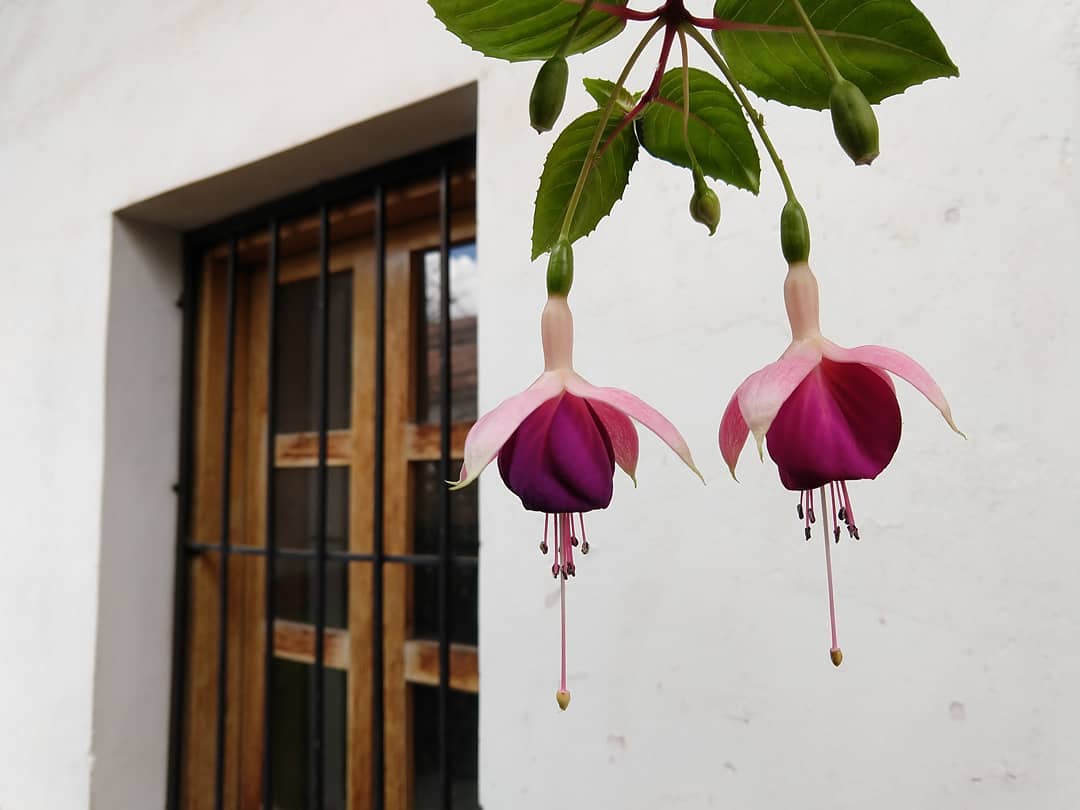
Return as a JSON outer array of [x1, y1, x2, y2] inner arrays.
[[566, 374, 704, 482], [451, 372, 566, 489], [718, 392, 749, 480], [587, 398, 639, 485], [735, 340, 821, 454], [822, 341, 963, 435]]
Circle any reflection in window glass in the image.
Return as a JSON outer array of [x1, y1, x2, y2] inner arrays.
[[411, 686, 480, 810], [273, 467, 349, 627], [271, 659, 347, 810], [412, 461, 478, 557], [275, 270, 353, 433], [417, 244, 478, 424]]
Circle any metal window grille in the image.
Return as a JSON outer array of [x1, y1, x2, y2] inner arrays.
[[166, 137, 477, 810]]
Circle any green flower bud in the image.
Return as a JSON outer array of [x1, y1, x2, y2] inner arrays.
[[780, 200, 811, 263], [546, 238, 574, 296], [829, 79, 879, 166], [689, 169, 721, 236], [529, 57, 569, 134]]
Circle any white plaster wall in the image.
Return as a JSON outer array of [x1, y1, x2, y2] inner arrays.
[[0, 1, 1076, 808]]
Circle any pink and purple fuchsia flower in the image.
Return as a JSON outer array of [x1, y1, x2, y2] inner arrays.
[[719, 261, 962, 666], [452, 293, 701, 709]]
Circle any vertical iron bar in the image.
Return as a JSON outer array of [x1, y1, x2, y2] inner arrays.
[[166, 246, 200, 810], [263, 220, 280, 809], [311, 204, 331, 810], [437, 164, 453, 809], [215, 237, 239, 810], [372, 186, 387, 810]]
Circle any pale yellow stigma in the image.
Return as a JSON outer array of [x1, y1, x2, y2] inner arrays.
[[830, 648, 844, 667], [556, 690, 571, 711]]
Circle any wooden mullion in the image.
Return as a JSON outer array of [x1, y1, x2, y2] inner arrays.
[[237, 265, 270, 810], [383, 243, 416, 810], [183, 258, 226, 810], [347, 246, 376, 810], [402, 422, 470, 461]]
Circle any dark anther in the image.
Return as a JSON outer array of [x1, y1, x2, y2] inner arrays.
[[833, 526, 841, 542], [804, 526, 812, 541], [852, 527, 861, 541], [551, 563, 560, 578], [571, 536, 579, 547], [797, 502, 804, 520], [581, 541, 590, 555], [565, 562, 576, 577], [838, 506, 847, 523], [539, 541, 549, 555], [808, 507, 816, 524]]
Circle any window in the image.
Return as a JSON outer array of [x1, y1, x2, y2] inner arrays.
[[167, 140, 480, 810]]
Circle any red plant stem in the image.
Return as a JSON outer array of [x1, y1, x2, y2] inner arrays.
[[597, 20, 678, 156], [563, 0, 665, 21]]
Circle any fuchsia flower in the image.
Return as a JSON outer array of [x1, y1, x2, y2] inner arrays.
[[453, 294, 701, 708], [719, 261, 961, 665]]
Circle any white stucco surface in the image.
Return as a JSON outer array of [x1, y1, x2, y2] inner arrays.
[[1, 1, 1077, 808]]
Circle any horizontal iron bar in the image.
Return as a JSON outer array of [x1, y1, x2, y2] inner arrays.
[[183, 543, 477, 566]]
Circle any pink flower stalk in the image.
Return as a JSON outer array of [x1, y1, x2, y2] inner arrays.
[[453, 294, 701, 709], [719, 261, 961, 666]]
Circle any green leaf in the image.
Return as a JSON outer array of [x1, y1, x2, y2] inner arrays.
[[638, 68, 760, 193], [532, 110, 639, 259], [429, 0, 628, 62], [711, 0, 958, 109], [582, 77, 640, 115]]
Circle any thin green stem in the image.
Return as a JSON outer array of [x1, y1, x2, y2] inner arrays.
[[784, 0, 842, 82], [558, 18, 665, 241], [683, 25, 797, 203], [677, 29, 698, 169], [556, 0, 596, 58]]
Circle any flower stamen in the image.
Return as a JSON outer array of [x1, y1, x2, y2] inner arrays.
[[540, 513, 550, 555], [829, 481, 841, 543], [578, 512, 590, 555], [839, 480, 861, 540], [561, 513, 576, 577]]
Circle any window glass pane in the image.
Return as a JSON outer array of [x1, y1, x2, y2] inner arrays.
[[412, 459, 478, 644], [274, 559, 348, 629], [417, 244, 478, 424], [412, 461, 478, 557], [271, 659, 347, 810], [274, 467, 349, 551], [412, 560, 478, 646], [411, 686, 480, 810], [275, 270, 353, 433]]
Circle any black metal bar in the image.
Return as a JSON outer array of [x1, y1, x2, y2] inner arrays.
[[311, 204, 331, 810], [185, 138, 475, 253], [214, 237, 239, 810], [185, 543, 472, 567], [372, 184, 387, 810], [166, 244, 200, 810], [437, 163, 453, 810], [263, 219, 280, 809]]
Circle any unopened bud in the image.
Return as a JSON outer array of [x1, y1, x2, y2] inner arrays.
[[689, 170, 721, 235], [529, 57, 569, 134], [780, 200, 810, 263], [829, 79, 879, 166], [546, 238, 574, 296]]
